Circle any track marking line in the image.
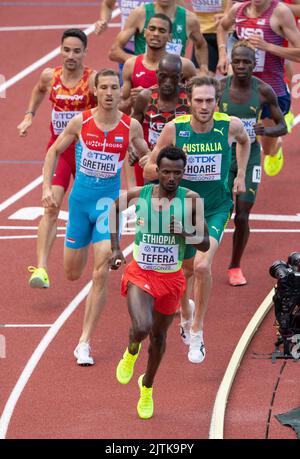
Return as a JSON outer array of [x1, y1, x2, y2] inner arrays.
[[0, 7, 120, 94], [0, 234, 65, 240], [0, 242, 133, 439], [0, 176, 43, 213], [0, 23, 121, 32], [209, 289, 274, 439], [0, 226, 66, 230], [0, 324, 52, 328]]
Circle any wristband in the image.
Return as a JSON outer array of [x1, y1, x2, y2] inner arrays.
[[218, 44, 226, 50], [25, 111, 35, 116]]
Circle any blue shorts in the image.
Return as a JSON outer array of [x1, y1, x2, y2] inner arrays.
[[65, 182, 120, 249], [261, 91, 291, 119]]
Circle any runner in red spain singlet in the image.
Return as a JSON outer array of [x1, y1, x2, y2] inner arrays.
[[48, 65, 96, 190], [17, 29, 97, 290]]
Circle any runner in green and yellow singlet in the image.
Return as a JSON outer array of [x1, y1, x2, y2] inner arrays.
[[144, 76, 250, 364], [110, 146, 209, 419], [219, 41, 287, 287], [108, 0, 208, 72]]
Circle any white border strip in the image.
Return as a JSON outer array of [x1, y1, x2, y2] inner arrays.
[[0, 7, 120, 94], [209, 289, 274, 439], [0, 241, 133, 439], [1, 324, 52, 328], [0, 176, 43, 213], [0, 23, 121, 31]]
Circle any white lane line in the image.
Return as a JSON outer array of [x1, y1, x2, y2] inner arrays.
[[0, 23, 121, 31], [225, 229, 300, 233], [0, 226, 66, 230], [209, 289, 274, 439], [0, 324, 52, 328], [293, 113, 300, 127], [0, 242, 133, 439], [2, 229, 300, 240], [0, 7, 120, 94], [0, 176, 43, 213], [0, 234, 65, 240]]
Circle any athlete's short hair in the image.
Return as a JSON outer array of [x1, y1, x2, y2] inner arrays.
[[61, 29, 88, 49], [232, 39, 256, 63], [148, 13, 173, 34], [157, 146, 187, 168], [186, 76, 221, 102], [95, 68, 121, 87]]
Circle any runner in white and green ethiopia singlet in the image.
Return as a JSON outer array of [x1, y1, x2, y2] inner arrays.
[[133, 183, 188, 273], [135, 3, 187, 56]]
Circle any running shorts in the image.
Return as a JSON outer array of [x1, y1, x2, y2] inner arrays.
[[121, 259, 186, 315]]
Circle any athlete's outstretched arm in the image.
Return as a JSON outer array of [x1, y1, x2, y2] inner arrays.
[[229, 116, 250, 195], [248, 3, 300, 62], [132, 89, 151, 124], [108, 7, 145, 63], [95, 0, 115, 35], [186, 12, 208, 74], [254, 83, 287, 138], [42, 114, 82, 207], [109, 187, 142, 269], [143, 122, 176, 181], [17, 68, 53, 137], [216, 3, 239, 75]]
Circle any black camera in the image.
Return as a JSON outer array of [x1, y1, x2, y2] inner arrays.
[[270, 252, 300, 357]]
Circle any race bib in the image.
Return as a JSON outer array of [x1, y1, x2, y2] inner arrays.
[[79, 149, 120, 178], [240, 117, 257, 143], [51, 110, 80, 135], [166, 41, 182, 56], [137, 242, 179, 271], [254, 49, 266, 73], [148, 128, 160, 147], [252, 165, 261, 184], [192, 0, 223, 13], [183, 154, 222, 181]]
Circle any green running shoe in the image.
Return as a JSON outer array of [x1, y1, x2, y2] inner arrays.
[[263, 147, 284, 177], [28, 266, 50, 288], [137, 374, 154, 420], [116, 344, 141, 384], [284, 111, 294, 134]]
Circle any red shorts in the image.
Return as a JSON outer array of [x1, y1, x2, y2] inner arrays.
[[46, 136, 76, 191], [121, 259, 186, 315]]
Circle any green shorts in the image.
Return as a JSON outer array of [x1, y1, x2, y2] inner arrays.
[[228, 143, 261, 204], [184, 210, 231, 259]]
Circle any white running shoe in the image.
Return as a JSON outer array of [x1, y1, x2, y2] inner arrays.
[[188, 330, 205, 364], [179, 299, 195, 345], [74, 342, 94, 366]]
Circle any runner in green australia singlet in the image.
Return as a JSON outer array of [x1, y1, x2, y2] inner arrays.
[[133, 183, 188, 273], [143, 76, 251, 364], [174, 113, 233, 217], [135, 3, 187, 56]]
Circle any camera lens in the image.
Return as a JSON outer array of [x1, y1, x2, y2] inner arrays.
[[269, 260, 290, 279], [287, 252, 300, 271]]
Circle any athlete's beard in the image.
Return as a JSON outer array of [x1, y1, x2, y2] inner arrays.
[[192, 111, 214, 125]]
